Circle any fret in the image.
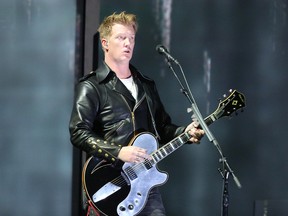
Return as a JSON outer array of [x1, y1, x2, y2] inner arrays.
[[156, 151, 162, 159], [181, 132, 191, 143], [165, 144, 173, 153], [205, 115, 214, 125], [178, 136, 184, 144], [159, 148, 167, 157], [171, 140, 180, 148], [183, 132, 191, 142], [152, 153, 160, 162], [149, 157, 156, 165]]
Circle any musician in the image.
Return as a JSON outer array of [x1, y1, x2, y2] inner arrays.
[[69, 11, 204, 216]]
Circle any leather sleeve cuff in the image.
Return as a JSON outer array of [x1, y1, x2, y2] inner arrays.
[[86, 137, 122, 164]]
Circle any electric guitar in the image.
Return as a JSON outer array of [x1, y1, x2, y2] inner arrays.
[[82, 89, 246, 216]]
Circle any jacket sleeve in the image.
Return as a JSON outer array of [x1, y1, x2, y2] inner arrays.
[[69, 80, 122, 163]]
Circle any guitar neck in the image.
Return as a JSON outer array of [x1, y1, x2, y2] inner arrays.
[[150, 113, 215, 165]]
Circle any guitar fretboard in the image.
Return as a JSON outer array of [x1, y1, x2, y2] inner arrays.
[[150, 132, 190, 164], [149, 114, 214, 166]]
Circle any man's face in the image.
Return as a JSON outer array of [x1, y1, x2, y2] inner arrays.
[[104, 23, 135, 63]]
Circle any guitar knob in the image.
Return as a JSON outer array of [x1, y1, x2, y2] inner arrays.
[[128, 204, 134, 210], [119, 206, 126, 211]]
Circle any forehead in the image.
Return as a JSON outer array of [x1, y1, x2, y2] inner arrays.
[[111, 23, 135, 35]]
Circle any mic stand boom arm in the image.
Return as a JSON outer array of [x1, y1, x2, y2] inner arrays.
[[165, 59, 241, 216]]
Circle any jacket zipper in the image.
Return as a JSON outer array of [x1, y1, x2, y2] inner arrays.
[[120, 94, 145, 137], [120, 95, 135, 137]]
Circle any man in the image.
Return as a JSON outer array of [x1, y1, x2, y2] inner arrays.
[[69, 11, 204, 216]]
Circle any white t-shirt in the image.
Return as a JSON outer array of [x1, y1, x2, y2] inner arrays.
[[119, 76, 138, 100]]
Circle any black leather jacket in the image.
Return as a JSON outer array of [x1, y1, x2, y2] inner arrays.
[[69, 62, 185, 165]]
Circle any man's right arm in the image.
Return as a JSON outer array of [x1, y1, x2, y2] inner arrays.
[[69, 81, 121, 163]]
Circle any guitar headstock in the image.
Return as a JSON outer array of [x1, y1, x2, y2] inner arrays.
[[213, 89, 246, 120]]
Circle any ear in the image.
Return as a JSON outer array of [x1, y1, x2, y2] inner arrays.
[[101, 39, 109, 49]]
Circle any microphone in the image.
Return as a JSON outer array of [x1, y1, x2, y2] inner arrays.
[[156, 45, 179, 64]]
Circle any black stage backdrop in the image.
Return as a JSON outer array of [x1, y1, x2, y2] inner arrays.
[[1, 0, 288, 216], [95, 1, 288, 216], [0, 0, 75, 215]]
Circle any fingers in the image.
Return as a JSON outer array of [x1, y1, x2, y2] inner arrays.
[[118, 146, 149, 163], [133, 148, 150, 163], [188, 127, 205, 144], [134, 155, 142, 163], [190, 136, 201, 144], [188, 127, 204, 136], [185, 121, 200, 133], [192, 121, 200, 128]]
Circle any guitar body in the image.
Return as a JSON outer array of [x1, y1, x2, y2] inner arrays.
[[82, 133, 168, 216], [82, 157, 129, 216]]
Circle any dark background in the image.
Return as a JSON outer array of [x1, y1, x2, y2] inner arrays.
[[1, 0, 288, 215]]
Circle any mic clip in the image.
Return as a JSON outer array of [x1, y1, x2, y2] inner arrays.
[[156, 45, 179, 64]]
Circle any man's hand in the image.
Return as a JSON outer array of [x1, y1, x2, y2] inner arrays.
[[118, 146, 150, 163], [185, 121, 205, 144]]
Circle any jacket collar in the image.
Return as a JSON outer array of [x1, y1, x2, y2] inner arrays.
[[95, 61, 151, 83], [94, 62, 111, 83]]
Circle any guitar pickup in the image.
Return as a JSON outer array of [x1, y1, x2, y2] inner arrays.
[[123, 166, 138, 181], [144, 159, 153, 170]]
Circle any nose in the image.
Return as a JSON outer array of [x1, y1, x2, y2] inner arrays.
[[124, 38, 131, 46], [124, 37, 134, 47]]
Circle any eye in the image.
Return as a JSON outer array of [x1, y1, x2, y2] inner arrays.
[[117, 35, 125, 40]]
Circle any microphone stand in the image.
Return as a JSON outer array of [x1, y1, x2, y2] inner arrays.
[[164, 58, 241, 216]]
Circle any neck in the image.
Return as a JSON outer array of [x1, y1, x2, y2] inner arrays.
[[105, 58, 131, 79]]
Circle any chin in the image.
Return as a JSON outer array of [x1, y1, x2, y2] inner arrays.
[[122, 56, 132, 61]]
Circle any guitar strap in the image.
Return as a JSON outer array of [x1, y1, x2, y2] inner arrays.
[[82, 185, 100, 216], [86, 199, 100, 216], [143, 90, 161, 140]]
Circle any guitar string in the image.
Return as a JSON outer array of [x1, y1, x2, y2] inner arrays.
[[127, 133, 191, 175], [110, 159, 155, 185], [127, 135, 187, 174], [109, 159, 155, 186], [125, 142, 175, 177]]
